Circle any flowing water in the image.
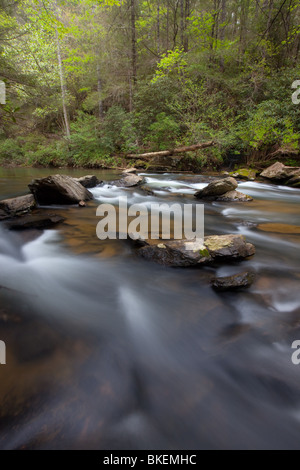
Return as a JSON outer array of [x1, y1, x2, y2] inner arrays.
[[0, 167, 300, 450]]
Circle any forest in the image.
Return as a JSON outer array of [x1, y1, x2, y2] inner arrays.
[[0, 0, 300, 170]]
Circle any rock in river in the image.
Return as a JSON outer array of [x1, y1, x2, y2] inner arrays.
[[195, 177, 238, 199], [0, 194, 36, 217], [260, 162, 300, 183], [136, 235, 255, 267], [217, 190, 253, 202], [115, 174, 144, 188], [75, 175, 101, 188], [230, 169, 257, 181], [211, 271, 256, 291], [29, 175, 93, 205], [6, 213, 65, 231]]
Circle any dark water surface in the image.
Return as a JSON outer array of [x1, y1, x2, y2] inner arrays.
[[0, 168, 300, 450]]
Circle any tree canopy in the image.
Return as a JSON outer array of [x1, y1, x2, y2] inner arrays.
[[0, 0, 299, 169]]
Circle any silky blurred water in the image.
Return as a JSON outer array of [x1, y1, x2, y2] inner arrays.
[[0, 168, 300, 449]]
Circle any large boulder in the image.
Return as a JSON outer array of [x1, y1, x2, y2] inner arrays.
[[195, 177, 238, 199], [0, 194, 36, 217], [29, 175, 93, 205], [260, 162, 300, 182], [217, 190, 253, 202], [75, 175, 101, 188], [211, 271, 256, 291], [136, 235, 255, 267], [115, 174, 144, 188]]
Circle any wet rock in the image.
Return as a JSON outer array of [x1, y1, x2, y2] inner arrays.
[[122, 168, 137, 175], [136, 235, 255, 267], [75, 175, 101, 188], [211, 271, 256, 291], [195, 177, 238, 199], [230, 168, 257, 181], [286, 175, 300, 188], [140, 186, 155, 196], [217, 190, 253, 202], [260, 162, 300, 182], [29, 175, 93, 205], [0, 209, 10, 220], [0, 194, 36, 216], [115, 174, 145, 188], [6, 213, 65, 231]]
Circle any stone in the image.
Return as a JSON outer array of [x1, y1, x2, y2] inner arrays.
[[217, 190, 253, 202], [29, 175, 93, 205], [122, 168, 137, 175], [260, 162, 300, 181], [0, 194, 36, 216], [136, 235, 255, 267], [230, 168, 257, 181], [211, 271, 256, 291], [195, 177, 238, 199], [75, 175, 101, 188], [6, 213, 65, 231], [286, 175, 300, 188], [115, 174, 144, 188]]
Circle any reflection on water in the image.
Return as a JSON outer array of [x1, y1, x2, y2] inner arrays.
[[0, 169, 300, 449]]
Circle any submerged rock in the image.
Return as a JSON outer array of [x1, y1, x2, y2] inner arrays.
[[136, 235, 255, 267], [75, 175, 101, 188], [217, 190, 253, 202], [29, 175, 93, 205], [0, 194, 36, 216], [211, 271, 256, 291], [195, 177, 238, 199], [6, 213, 65, 231]]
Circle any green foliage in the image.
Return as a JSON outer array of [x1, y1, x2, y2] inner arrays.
[[0, 138, 24, 164], [146, 113, 181, 150]]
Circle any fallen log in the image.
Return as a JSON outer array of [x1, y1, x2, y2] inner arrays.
[[125, 141, 215, 160]]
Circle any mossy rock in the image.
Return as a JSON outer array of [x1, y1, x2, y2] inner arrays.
[[230, 168, 257, 180]]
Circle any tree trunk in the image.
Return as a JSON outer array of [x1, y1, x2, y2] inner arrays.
[[180, 0, 184, 49], [184, 0, 190, 52], [125, 141, 215, 160], [219, 0, 226, 71], [130, 0, 137, 88], [55, 27, 70, 139], [157, 0, 160, 55]]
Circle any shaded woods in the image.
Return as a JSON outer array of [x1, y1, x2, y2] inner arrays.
[[0, 0, 299, 169]]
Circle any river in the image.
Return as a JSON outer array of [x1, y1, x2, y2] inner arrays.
[[0, 167, 300, 450]]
